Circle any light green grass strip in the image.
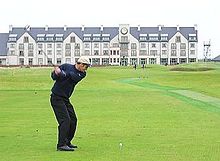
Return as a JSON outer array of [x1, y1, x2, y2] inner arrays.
[[171, 90, 220, 108], [119, 78, 220, 113]]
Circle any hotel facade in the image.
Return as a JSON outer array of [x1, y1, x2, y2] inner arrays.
[[0, 24, 198, 66]]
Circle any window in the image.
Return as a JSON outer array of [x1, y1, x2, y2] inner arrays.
[[74, 50, 80, 56], [65, 43, 71, 49], [149, 36, 158, 41], [28, 58, 33, 65], [84, 43, 90, 48], [180, 50, 186, 56], [190, 43, 195, 48], [150, 50, 157, 56], [151, 43, 156, 48], [113, 43, 119, 47], [103, 50, 109, 55], [93, 37, 100, 41], [24, 37, 29, 43], [75, 43, 80, 49], [10, 50, 15, 55], [94, 43, 99, 48], [28, 50, 33, 56], [161, 58, 168, 65], [121, 36, 128, 42], [94, 50, 99, 55], [189, 58, 196, 62], [161, 36, 168, 41], [37, 37, 44, 41], [65, 50, 71, 56], [162, 43, 167, 48], [103, 37, 110, 41], [131, 43, 137, 49], [38, 43, 43, 49], [131, 50, 137, 56], [139, 50, 147, 55], [38, 58, 43, 65], [171, 50, 177, 56], [70, 37, 75, 43], [140, 43, 146, 48], [171, 43, 176, 49], [84, 50, 90, 55], [19, 44, 24, 50], [19, 58, 24, 65], [175, 36, 181, 43], [56, 43, 62, 48], [120, 44, 128, 50], [66, 58, 71, 63], [190, 50, 195, 55], [149, 58, 156, 64], [28, 43, 34, 50], [140, 37, 147, 41], [103, 43, 109, 48], [47, 58, 53, 65], [47, 44, 52, 48], [19, 51, 24, 56], [57, 58, 62, 65], [9, 43, 16, 48], [38, 50, 42, 55], [130, 58, 137, 65], [162, 50, 167, 55], [179, 58, 187, 64], [56, 50, 62, 55], [47, 50, 52, 55], [55, 37, 63, 41], [180, 43, 186, 49], [170, 58, 178, 65], [102, 58, 109, 65]]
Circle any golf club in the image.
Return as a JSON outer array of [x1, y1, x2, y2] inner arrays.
[[39, 49, 56, 67]]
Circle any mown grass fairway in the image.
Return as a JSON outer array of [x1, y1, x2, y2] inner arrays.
[[0, 63, 220, 161]]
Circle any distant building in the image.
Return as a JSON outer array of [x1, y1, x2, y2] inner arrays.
[[0, 24, 198, 66]]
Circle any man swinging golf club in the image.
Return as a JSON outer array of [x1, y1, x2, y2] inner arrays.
[[50, 56, 90, 151]]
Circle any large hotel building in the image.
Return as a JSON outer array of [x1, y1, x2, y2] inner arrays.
[[0, 24, 198, 66]]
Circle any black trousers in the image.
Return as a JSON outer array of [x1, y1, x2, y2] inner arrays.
[[50, 94, 77, 148]]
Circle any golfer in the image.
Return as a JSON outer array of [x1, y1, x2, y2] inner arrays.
[[50, 56, 90, 151]]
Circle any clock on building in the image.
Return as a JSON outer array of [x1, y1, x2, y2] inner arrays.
[[121, 27, 128, 35]]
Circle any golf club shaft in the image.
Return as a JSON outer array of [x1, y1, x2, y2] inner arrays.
[[40, 50, 56, 67]]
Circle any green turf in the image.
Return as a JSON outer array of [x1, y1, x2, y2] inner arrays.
[[0, 63, 220, 161]]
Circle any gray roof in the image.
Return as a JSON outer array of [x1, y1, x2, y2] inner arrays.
[[0, 33, 9, 56], [130, 26, 197, 41], [5, 26, 197, 43], [8, 27, 120, 41]]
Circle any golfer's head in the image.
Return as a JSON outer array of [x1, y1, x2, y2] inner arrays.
[[76, 56, 90, 72]]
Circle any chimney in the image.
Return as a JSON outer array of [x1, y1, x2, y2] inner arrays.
[[64, 25, 67, 31], [45, 25, 48, 31], [158, 24, 163, 31], [9, 25, 13, 31], [194, 24, 198, 30], [138, 25, 140, 31], [177, 25, 180, 31], [101, 25, 103, 31], [81, 25, 84, 31]]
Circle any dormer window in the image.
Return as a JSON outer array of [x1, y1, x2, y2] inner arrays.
[[24, 36, 29, 43]]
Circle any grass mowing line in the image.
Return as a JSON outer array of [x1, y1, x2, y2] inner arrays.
[[171, 90, 220, 108], [118, 78, 220, 113]]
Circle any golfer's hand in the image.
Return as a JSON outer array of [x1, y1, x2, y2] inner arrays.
[[54, 67, 61, 75]]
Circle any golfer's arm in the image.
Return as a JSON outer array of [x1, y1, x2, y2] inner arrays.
[[68, 72, 81, 82], [51, 70, 67, 80]]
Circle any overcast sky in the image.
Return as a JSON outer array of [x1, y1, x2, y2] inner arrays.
[[0, 0, 219, 58]]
